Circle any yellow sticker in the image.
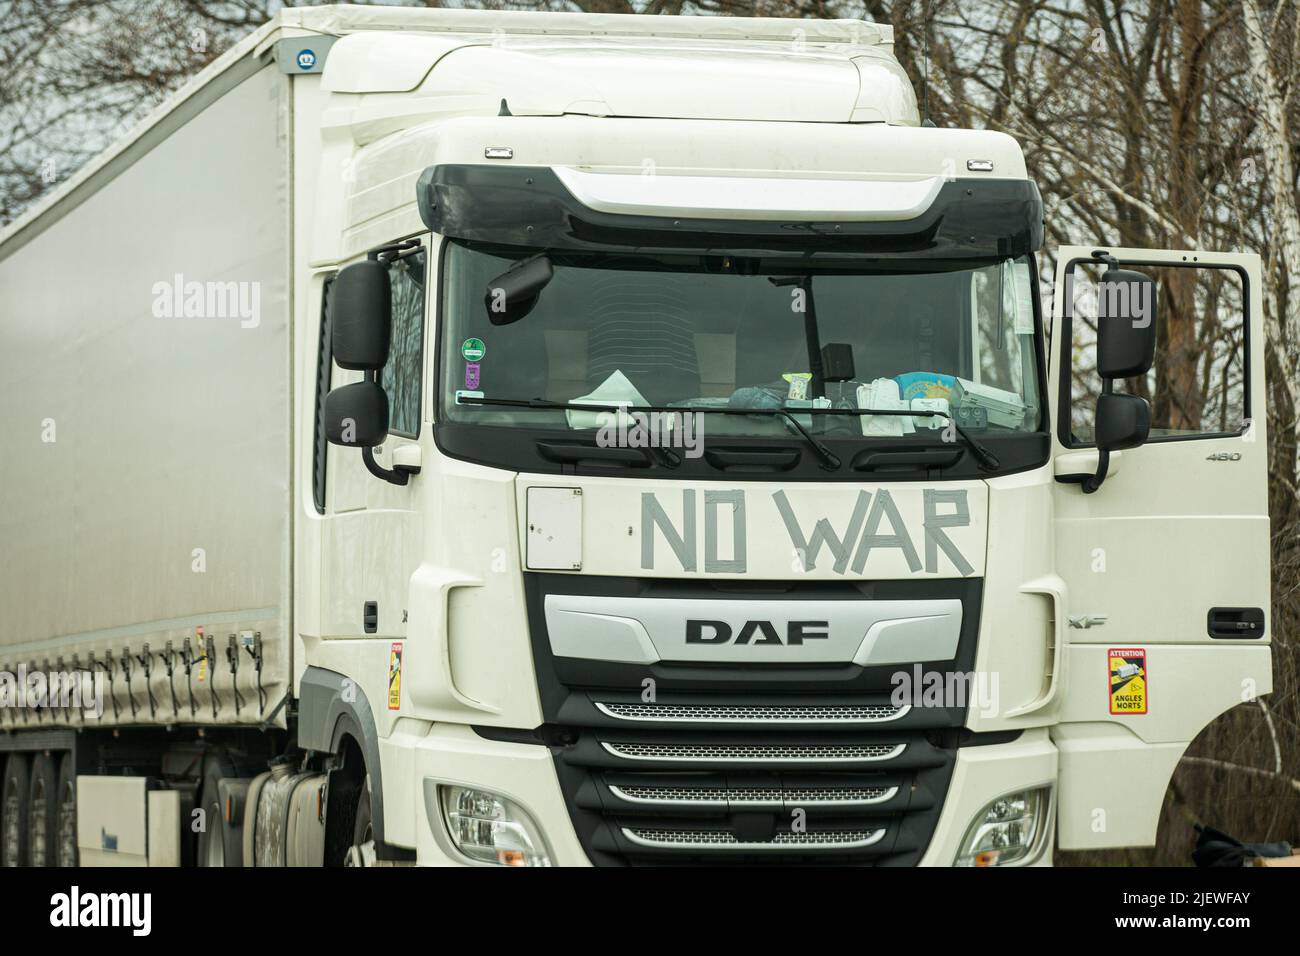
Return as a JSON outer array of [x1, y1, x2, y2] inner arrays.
[[388, 642, 403, 711], [1109, 647, 1147, 715], [196, 627, 207, 683]]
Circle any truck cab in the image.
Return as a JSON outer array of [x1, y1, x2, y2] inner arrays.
[[0, 7, 1270, 869], [296, 10, 1269, 866]]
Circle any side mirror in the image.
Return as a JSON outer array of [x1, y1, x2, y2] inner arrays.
[[323, 256, 417, 486], [1061, 260, 1159, 494], [333, 260, 391, 369], [1094, 393, 1150, 451], [1096, 268, 1156, 378], [324, 381, 389, 447], [484, 255, 553, 326]]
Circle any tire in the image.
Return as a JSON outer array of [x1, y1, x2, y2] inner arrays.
[[354, 782, 373, 848], [341, 780, 372, 867], [196, 752, 238, 867], [55, 753, 77, 867], [27, 754, 58, 867], [1, 754, 30, 867]]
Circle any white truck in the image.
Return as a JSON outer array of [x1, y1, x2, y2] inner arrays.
[[0, 6, 1271, 867]]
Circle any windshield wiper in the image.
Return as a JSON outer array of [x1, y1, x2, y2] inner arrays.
[[458, 396, 841, 470], [456, 397, 1000, 471]]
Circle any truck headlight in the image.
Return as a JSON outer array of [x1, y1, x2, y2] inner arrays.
[[954, 787, 1050, 867], [439, 785, 553, 867]]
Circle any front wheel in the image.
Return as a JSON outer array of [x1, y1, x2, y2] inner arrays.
[[343, 781, 373, 867]]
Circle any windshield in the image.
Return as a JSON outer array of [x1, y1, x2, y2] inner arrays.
[[440, 242, 1042, 442]]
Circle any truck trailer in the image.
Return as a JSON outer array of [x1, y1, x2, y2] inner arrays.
[[0, 5, 1272, 867]]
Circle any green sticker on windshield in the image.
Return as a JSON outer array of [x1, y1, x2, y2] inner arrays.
[[461, 337, 486, 362]]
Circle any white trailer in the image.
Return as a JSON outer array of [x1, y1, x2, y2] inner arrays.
[[0, 6, 1272, 867]]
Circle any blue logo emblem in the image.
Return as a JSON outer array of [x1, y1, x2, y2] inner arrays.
[[296, 49, 317, 70]]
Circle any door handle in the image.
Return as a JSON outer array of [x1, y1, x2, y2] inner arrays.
[[1207, 607, 1265, 639]]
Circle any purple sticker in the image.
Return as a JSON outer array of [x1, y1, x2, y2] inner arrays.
[[465, 362, 481, 389]]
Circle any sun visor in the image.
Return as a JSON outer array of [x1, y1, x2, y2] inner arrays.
[[551, 168, 943, 222], [417, 164, 1044, 258]]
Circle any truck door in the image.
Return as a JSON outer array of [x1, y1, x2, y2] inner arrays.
[[1047, 245, 1272, 849], [317, 241, 429, 687]]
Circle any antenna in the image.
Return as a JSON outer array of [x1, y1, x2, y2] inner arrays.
[[921, 0, 936, 127]]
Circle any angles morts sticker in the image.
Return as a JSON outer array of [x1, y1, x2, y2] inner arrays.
[[388, 642, 403, 711], [1108, 647, 1147, 715]]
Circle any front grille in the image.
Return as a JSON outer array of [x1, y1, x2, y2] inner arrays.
[[602, 741, 905, 764], [622, 827, 887, 851], [556, 730, 950, 864], [522, 573, 982, 865], [609, 784, 898, 808], [595, 701, 907, 724]]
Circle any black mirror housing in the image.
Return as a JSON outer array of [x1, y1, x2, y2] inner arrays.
[[1095, 392, 1150, 451], [324, 380, 389, 446], [1062, 260, 1158, 494], [821, 343, 856, 383], [485, 255, 554, 326], [1096, 268, 1156, 379], [333, 261, 391, 370]]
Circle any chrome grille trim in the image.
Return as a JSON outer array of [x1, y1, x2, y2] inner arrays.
[[594, 701, 909, 724], [608, 784, 899, 808], [621, 827, 887, 851], [601, 741, 906, 764]]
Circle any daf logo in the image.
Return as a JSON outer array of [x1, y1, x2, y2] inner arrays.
[[685, 619, 829, 645]]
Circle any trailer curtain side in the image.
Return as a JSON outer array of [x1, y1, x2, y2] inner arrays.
[[0, 64, 293, 728]]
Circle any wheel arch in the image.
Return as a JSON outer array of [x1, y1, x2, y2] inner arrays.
[[297, 666, 400, 859]]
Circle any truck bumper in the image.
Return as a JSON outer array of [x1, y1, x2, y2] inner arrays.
[[917, 728, 1058, 866], [392, 723, 1057, 867], [403, 723, 592, 867]]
